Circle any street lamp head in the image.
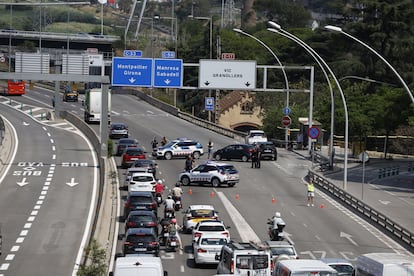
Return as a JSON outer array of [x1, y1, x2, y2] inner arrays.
[[268, 21, 282, 30], [267, 28, 280, 34], [233, 28, 242, 34], [324, 25, 342, 33]]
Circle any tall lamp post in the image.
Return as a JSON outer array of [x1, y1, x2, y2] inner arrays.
[[325, 25, 414, 104], [233, 28, 291, 149], [266, 26, 336, 169], [268, 21, 349, 190]]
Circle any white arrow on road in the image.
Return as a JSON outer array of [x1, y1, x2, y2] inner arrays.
[[66, 178, 79, 187], [17, 178, 29, 186], [128, 77, 136, 83], [340, 232, 358, 246], [379, 200, 391, 205]]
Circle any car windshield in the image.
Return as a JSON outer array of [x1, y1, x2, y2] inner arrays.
[[135, 160, 153, 167], [112, 124, 125, 130], [270, 247, 295, 256], [120, 139, 136, 145], [190, 209, 215, 218], [163, 141, 176, 148], [236, 255, 269, 270], [131, 176, 153, 182]]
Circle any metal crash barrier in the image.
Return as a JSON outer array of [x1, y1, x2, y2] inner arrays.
[[308, 170, 414, 251]]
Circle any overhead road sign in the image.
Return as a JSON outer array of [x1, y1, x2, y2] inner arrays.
[[198, 60, 256, 90], [123, 50, 142, 57], [153, 58, 183, 88], [111, 57, 152, 87]]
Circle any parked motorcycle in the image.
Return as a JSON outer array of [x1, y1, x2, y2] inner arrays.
[[267, 213, 286, 241]]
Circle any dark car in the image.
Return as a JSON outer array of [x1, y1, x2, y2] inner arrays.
[[123, 228, 160, 256], [124, 191, 157, 220], [125, 210, 158, 233], [257, 141, 277, 160], [109, 123, 129, 139], [121, 147, 146, 168], [132, 159, 157, 176], [62, 87, 78, 102], [116, 138, 139, 156], [213, 144, 255, 162]]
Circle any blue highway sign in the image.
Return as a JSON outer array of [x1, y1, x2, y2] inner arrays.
[[153, 58, 183, 88], [123, 50, 142, 57], [205, 97, 214, 111], [112, 57, 153, 87], [162, 51, 176, 59]]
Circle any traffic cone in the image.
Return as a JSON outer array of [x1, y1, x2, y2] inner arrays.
[[235, 194, 240, 200], [210, 191, 215, 197], [320, 203, 325, 209], [188, 188, 193, 195], [271, 197, 276, 204]]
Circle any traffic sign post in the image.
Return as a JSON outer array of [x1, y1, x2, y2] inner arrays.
[[162, 51, 176, 59], [281, 115, 291, 127], [111, 57, 153, 87], [205, 97, 214, 111], [307, 126, 320, 139], [153, 59, 183, 88]]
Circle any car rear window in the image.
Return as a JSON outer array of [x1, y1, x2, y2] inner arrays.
[[127, 149, 143, 155], [127, 235, 155, 243], [236, 255, 269, 270], [270, 247, 295, 256], [191, 209, 215, 218], [132, 175, 154, 182], [130, 215, 155, 223], [201, 238, 227, 245], [120, 139, 136, 145], [219, 165, 237, 173], [130, 196, 152, 204], [198, 225, 225, 231]]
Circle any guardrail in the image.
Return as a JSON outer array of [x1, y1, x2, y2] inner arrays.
[[308, 169, 414, 251]]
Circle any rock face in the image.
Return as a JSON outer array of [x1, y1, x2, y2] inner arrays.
[[241, 0, 257, 28]]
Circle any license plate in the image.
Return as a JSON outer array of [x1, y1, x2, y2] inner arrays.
[[134, 248, 146, 252], [264, 150, 272, 153], [170, 241, 176, 246]]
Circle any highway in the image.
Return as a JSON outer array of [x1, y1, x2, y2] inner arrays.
[[0, 90, 411, 276], [0, 102, 98, 275]]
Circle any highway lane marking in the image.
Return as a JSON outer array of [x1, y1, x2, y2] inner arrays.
[[216, 190, 260, 243]]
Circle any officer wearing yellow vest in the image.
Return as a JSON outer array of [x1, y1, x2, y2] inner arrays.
[[307, 180, 315, 207]]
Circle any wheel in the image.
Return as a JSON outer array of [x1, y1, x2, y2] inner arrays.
[[228, 183, 235, 187], [164, 152, 172, 160], [193, 151, 201, 159], [215, 154, 222, 161], [181, 176, 191, 186], [241, 155, 249, 162], [211, 178, 220, 187]]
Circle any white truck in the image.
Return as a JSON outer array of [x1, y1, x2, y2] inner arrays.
[[245, 130, 268, 144], [84, 88, 112, 124]]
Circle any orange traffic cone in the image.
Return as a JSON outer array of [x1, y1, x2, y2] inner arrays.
[[235, 194, 240, 200], [320, 203, 325, 209], [271, 197, 276, 204], [188, 188, 193, 195], [210, 191, 215, 197]]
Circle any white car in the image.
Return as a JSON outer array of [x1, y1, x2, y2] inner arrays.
[[192, 220, 230, 244], [182, 205, 219, 233], [124, 167, 151, 186], [154, 138, 204, 160], [127, 172, 156, 193], [178, 161, 239, 188], [193, 233, 230, 265]]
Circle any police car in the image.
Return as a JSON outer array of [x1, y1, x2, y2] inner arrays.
[[178, 161, 239, 187], [153, 138, 204, 160]]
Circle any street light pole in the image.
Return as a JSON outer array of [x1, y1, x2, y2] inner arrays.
[[268, 22, 349, 190], [325, 25, 414, 104], [233, 28, 291, 149], [267, 26, 336, 169]]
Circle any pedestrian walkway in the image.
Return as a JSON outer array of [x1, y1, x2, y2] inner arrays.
[[293, 146, 414, 246]]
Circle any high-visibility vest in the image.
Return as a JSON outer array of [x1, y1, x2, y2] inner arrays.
[[308, 184, 315, 192]]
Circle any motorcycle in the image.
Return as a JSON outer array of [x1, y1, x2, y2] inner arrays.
[[164, 208, 175, 219], [166, 233, 179, 252], [173, 196, 182, 211], [155, 193, 163, 207], [267, 218, 286, 241], [159, 219, 171, 245]]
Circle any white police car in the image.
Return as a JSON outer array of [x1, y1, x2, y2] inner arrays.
[[154, 138, 204, 160], [178, 161, 239, 187]]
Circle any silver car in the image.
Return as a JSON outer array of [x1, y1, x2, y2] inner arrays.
[[109, 123, 129, 139], [193, 233, 229, 265]]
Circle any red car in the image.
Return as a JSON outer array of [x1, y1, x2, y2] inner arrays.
[[122, 147, 146, 168]]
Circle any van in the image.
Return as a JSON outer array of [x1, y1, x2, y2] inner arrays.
[[112, 255, 167, 276], [356, 252, 414, 276], [216, 241, 272, 275], [274, 259, 338, 276]]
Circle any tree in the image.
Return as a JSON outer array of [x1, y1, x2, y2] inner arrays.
[[77, 239, 107, 276]]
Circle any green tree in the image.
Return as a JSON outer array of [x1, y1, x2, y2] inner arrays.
[[77, 239, 107, 276]]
